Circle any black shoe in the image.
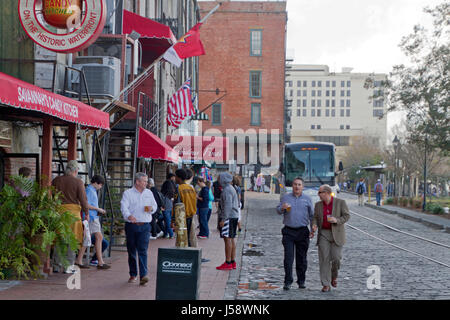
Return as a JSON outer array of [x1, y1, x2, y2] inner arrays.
[[283, 283, 291, 290], [298, 282, 306, 289]]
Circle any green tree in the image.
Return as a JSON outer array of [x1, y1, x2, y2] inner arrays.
[[366, 2, 449, 153]]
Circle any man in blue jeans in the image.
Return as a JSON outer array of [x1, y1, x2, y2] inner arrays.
[[120, 172, 157, 286], [374, 179, 384, 206]]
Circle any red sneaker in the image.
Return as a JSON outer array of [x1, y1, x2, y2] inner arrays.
[[231, 262, 237, 269], [216, 262, 233, 270]]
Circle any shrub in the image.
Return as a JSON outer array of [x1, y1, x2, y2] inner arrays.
[[0, 176, 78, 279], [385, 198, 394, 205], [425, 202, 445, 215], [400, 197, 409, 207], [413, 199, 422, 209]]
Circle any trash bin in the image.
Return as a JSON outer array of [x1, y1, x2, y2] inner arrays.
[[155, 247, 202, 300]]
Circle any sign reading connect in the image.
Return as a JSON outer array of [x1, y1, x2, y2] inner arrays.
[[18, 0, 107, 53]]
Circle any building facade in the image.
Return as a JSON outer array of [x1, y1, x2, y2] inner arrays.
[[198, 0, 287, 175], [286, 64, 387, 162]]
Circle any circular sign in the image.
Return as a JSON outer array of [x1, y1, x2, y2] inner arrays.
[[18, 0, 107, 53]]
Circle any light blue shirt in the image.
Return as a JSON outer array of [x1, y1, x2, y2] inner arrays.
[[208, 188, 214, 209], [277, 192, 314, 229], [86, 184, 99, 222]]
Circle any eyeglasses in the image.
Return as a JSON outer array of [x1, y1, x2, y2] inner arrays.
[[318, 191, 326, 194]]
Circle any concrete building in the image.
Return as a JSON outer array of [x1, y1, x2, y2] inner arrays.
[[198, 1, 287, 176], [286, 64, 387, 162]]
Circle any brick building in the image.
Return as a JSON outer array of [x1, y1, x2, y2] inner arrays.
[[198, 1, 287, 175]]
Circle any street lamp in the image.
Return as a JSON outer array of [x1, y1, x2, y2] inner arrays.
[[392, 135, 400, 197]]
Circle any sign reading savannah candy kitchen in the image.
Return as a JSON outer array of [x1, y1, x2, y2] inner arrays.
[[18, 0, 107, 53]]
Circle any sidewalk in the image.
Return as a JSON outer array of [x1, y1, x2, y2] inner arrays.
[[365, 202, 450, 233], [0, 205, 245, 300]]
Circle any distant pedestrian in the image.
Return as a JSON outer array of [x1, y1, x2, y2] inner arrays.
[[216, 172, 240, 271], [18, 167, 32, 179], [276, 177, 313, 290], [250, 174, 255, 191], [213, 177, 222, 210], [374, 179, 383, 206], [196, 177, 210, 239], [232, 175, 243, 233], [205, 180, 214, 224], [256, 174, 262, 192], [311, 184, 350, 292], [160, 173, 177, 239], [271, 174, 277, 194], [356, 178, 367, 206], [120, 172, 157, 286]]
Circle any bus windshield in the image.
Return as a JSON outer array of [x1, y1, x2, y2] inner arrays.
[[285, 148, 335, 186]]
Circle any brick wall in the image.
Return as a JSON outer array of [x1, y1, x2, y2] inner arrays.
[[198, 1, 287, 135]]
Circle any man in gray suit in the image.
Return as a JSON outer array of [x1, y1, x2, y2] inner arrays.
[[311, 184, 350, 292]]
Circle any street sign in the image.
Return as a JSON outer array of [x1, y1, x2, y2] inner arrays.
[[156, 247, 202, 300]]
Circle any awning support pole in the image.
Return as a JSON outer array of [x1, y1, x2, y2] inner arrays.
[[41, 117, 54, 187]]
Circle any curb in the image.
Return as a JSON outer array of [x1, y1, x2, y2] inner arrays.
[[365, 203, 450, 233]]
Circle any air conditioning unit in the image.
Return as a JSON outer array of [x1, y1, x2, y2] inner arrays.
[[71, 56, 121, 99]]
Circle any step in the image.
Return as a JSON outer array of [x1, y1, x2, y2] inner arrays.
[[107, 157, 134, 162], [52, 159, 86, 163]]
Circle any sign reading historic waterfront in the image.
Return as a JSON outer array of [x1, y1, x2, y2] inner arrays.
[[18, 0, 107, 53]]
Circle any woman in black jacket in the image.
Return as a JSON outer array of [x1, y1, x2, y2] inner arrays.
[[160, 173, 177, 238]]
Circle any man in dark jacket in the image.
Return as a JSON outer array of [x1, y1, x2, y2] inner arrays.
[[148, 178, 164, 239]]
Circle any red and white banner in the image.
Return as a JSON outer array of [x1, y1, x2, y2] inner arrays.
[[0, 72, 110, 130], [163, 23, 205, 67], [167, 79, 195, 128]]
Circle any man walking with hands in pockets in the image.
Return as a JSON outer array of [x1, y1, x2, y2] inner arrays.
[[276, 177, 313, 290], [121, 172, 157, 286]]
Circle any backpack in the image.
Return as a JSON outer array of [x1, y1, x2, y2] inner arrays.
[[357, 183, 364, 195], [376, 183, 382, 193]]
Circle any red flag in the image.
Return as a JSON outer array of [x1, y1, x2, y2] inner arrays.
[[163, 23, 205, 67], [167, 79, 195, 128]]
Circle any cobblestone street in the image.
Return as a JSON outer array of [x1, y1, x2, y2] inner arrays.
[[235, 192, 450, 300]]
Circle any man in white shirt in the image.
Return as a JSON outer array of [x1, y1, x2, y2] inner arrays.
[[121, 172, 157, 286]]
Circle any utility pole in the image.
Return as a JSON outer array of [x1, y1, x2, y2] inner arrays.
[[422, 134, 428, 212]]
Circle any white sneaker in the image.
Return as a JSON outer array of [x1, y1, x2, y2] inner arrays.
[[157, 231, 164, 238], [150, 236, 157, 240], [64, 265, 76, 274]]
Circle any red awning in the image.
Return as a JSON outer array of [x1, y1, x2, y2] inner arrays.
[[166, 135, 229, 164], [122, 10, 177, 61], [138, 127, 180, 164], [0, 72, 109, 130]]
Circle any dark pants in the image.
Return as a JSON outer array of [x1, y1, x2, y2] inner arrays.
[[186, 217, 193, 247], [281, 226, 310, 286], [125, 222, 151, 278], [376, 192, 382, 206], [198, 207, 210, 237], [151, 213, 165, 237], [90, 235, 109, 262]]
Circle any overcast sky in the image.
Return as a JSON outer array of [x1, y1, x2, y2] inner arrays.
[[286, 0, 442, 136], [286, 0, 442, 74]]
